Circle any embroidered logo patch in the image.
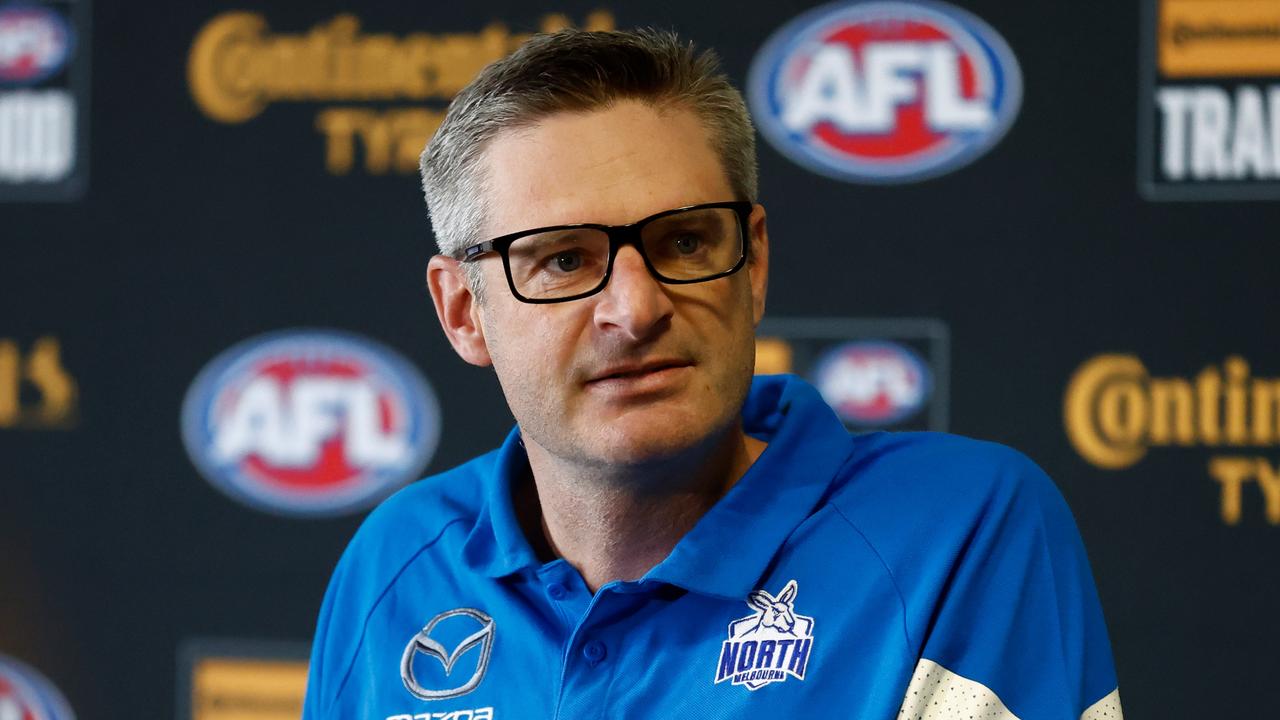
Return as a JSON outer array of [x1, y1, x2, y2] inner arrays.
[[401, 608, 495, 701], [715, 580, 815, 690]]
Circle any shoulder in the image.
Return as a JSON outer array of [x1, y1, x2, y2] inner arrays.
[[340, 448, 499, 572], [826, 435, 1118, 718], [322, 447, 501, 617], [832, 431, 1062, 519], [844, 430, 1042, 479], [826, 432, 1078, 569], [305, 450, 500, 704], [304, 449, 501, 715]]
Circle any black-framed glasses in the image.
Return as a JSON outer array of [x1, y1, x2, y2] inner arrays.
[[460, 201, 752, 304]]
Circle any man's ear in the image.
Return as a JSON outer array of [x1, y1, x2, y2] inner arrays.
[[427, 255, 492, 367], [747, 204, 770, 327]]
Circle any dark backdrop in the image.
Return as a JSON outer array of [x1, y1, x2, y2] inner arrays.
[[3, 0, 1278, 718]]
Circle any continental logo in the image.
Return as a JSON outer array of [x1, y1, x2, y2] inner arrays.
[[1064, 354, 1280, 469], [1065, 354, 1280, 525], [187, 11, 615, 174], [187, 11, 617, 122], [1159, 0, 1280, 77], [0, 336, 77, 430]]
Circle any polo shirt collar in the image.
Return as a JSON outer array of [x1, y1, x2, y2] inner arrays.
[[461, 375, 856, 598], [461, 429, 542, 577], [644, 374, 855, 599]]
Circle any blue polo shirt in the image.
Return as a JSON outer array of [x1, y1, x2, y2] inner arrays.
[[303, 374, 1121, 719]]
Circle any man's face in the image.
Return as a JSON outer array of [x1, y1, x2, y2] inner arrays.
[[464, 99, 768, 468]]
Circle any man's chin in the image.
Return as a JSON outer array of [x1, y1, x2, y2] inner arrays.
[[578, 407, 727, 466], [591, 436, 695, 467]]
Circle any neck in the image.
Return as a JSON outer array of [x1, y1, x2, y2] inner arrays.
[[518, 426, 767, 592]]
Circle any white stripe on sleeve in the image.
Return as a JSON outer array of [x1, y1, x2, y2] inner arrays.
[[1080, 688, 1123, 720], [896, 658, 1125, 720], [896, 658, 1019, 720]]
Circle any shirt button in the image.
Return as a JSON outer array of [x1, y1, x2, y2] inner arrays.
[[582, 641, 607, 666], [546, 583, 567, 600]]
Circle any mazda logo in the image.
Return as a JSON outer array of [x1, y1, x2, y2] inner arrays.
[[400, 608, 495, 700]]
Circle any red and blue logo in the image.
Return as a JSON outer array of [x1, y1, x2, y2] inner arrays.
[[181, 330, 441, 517], [0, 654, 76, 720], [812, 340, 930, 426], [0, 4, 74, 86], [748, 0, 1022, 184]]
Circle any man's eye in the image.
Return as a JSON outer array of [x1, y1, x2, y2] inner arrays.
[[553, 251, 583, 272], [672, 234, 702, 254]]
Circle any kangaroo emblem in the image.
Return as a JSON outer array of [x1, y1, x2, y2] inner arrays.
[[715, 579, 816, 690], [747, 580, 799, 635]]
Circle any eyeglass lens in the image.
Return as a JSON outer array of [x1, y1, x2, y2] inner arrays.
[[505, 207, 744, 300]]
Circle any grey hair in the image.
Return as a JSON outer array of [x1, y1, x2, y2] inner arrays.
[[419, 28, 758, 292]]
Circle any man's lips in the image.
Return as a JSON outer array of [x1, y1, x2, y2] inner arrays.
[[584, 359, 694, 384]]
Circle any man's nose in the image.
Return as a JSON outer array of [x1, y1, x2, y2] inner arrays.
[[593, 245, 674, 339]]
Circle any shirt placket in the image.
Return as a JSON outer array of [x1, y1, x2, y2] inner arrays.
[[536, 559, 592, 629], [543, 574, 650, 720]]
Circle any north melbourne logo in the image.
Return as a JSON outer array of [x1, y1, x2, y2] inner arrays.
[[715, 580, 815, 690]]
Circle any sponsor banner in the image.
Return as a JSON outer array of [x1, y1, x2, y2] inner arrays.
[[1064, 354, 1280, 525], [1140, 0, 1280, 199], [186, 10, 614, 176], [0, 335, 77, 430], [179, 640, 308, 720], [0, 653, 76, 720], [181, 329, 441, 518], [755, 317, 948, 431], [748, 0, 1022, 184], [0, 0, 90, 201]]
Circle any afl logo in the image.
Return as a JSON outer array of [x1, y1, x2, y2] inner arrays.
[[181, 330, 441, 517], [813, 341, 930, 425], [0, 4, 74, 86], [748, 0, 1022, 184], [0, 654, 76, 720]]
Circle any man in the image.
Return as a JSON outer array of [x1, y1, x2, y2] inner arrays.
[[303, 29, 1122, 720]]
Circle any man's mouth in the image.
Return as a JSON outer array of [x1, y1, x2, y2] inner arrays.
[[586, 359, 694, 384]]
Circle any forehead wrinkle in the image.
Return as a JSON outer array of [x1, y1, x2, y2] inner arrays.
[[482, 102, 732, 235], [537, 138, 670, 220]]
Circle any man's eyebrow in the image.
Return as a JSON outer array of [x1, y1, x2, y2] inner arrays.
[[511, 228, 598, 246]]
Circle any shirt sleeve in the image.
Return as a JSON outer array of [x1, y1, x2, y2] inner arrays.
[[302, 538, 369, 720], [301, 554, 344, 720], [894, 448, 1122, 720]]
